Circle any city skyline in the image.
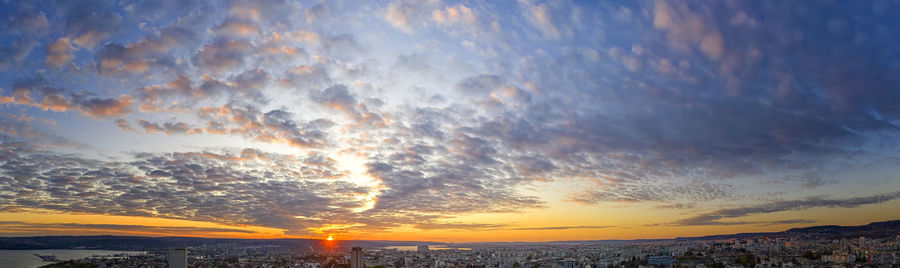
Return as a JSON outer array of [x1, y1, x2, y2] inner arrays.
[[1, 0, 900, 242]]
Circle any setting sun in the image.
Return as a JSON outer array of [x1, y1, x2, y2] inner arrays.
[[327, 236, 333, 241]]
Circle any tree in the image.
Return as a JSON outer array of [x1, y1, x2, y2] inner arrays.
[[739, 253, 757, 268], [513, 261, 521, 268]]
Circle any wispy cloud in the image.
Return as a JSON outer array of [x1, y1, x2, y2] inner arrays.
[[672, 192, 900, 226], [0, 221, 258, 235], [508, 225, 615, 231]]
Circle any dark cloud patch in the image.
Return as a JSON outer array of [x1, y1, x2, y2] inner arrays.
[[192, 39, 253, 73], [213, 18, 261, 38], [422, 0, 900, 206], [672, 192, 900, 226], [0, 140, 359, 234], [455, 74, 503, 94], [137, 119, 202, 134], [114, 118, 134, 132], [60, 1, 123, 48], [6, 8, 50, 36], [653, 203, 696, 210], [311, 85, 357, 113], [93, 26, 195, 75], [2, 76, 134, 117], [70, 92, 134, 117], [134, 71, 269, 113], [0, 39, 37, 70], [0, 221, 257, 234], [570, 182, 734, 204], [351, 106, 548, 222], [198, 104, 333, 149], [310, 85, 386, 127], [280, 64, 332, 91]]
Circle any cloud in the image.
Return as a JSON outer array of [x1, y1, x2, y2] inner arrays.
[[213, 18, 261, 38], [653, 203, 696, 210], [0, 221, 257, 235], [2, 77, 133, 117], [311, 85, 357, 113], [432, 4, 477, 26], [652, 0, 724, 60], [518, 0, 579, 39], [455, 74, 504, 94], [0, 39, 37, 70], [44, 38, 75, 67], [62, 4, 123, 48], [7, 9, 50, 35], [384, 0, 441, 33], [672, 192, 900, 226], [192, 39, 253, 73], [508, 225, 614, 231], [569, 182, 734, 204], [198, 104, 333, 149], [137, 119, 202, 134], [227, 0, 304, 26], [94, 26, 194, 75], [114, 118, 134, 132], [280, 64, 332, 90], [0, 141, 360, 233], [71, 94, 134, 117], [522, 3, 560, 39], [432, 4, 486, 35]]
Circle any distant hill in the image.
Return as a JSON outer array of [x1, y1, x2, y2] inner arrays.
[[672, 220, 900, 241]]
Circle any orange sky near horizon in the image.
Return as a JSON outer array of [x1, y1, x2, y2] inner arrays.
[[2, 198, 899, 242]]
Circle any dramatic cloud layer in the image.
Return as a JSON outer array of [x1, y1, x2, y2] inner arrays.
[[0, 0, 899, 239]]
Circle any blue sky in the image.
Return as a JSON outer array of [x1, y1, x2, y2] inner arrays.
[[0, 0, 899, 241]]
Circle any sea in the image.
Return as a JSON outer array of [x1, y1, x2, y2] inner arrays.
[[382, 245, 471, 251], [0, 250, 145, 268]]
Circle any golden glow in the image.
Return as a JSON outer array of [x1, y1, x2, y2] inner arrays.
[[332, 150, 382, 213], [1, 199, 899, 242]]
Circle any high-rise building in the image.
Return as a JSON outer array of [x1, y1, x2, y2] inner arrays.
[[167, 248, 187, 268], [351, 247, 364, 268]]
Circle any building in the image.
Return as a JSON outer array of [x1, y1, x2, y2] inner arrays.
[[647, 256, 675, 266], [167, 248, 187, 268], [560, 258, 578, 268], [417, 245, 429, 252], [351, 247, 364, 268]]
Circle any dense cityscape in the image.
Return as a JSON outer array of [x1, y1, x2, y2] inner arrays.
[[33, 221, 900, 268]]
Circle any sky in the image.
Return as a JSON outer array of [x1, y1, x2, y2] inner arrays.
[[1, 0, 900, 242]]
